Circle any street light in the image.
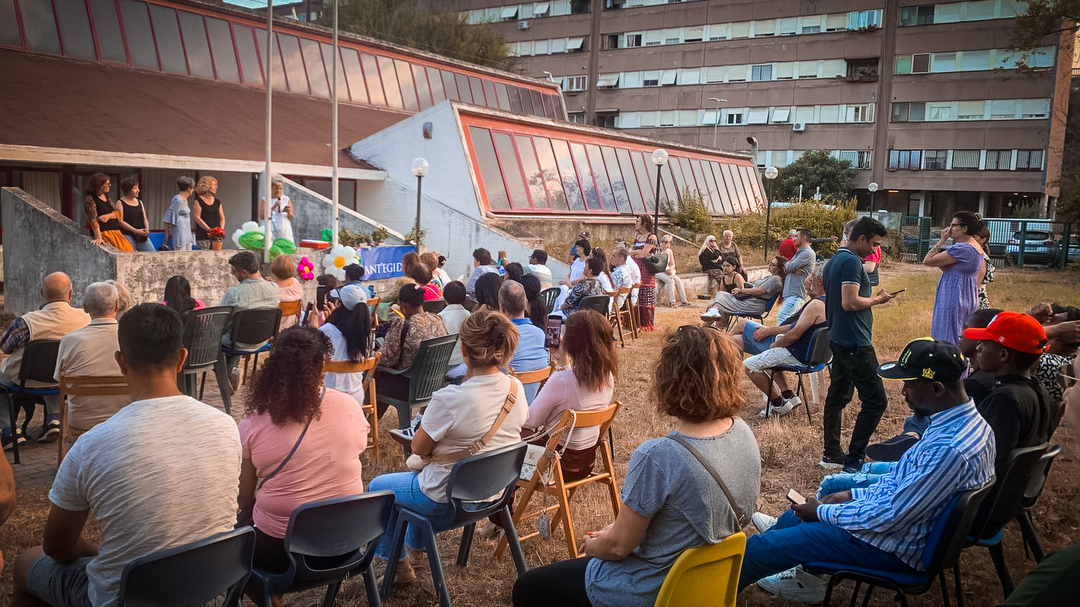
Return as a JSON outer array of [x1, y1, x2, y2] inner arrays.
[[708, 97, 727, 149], [763, 166, 778, 261], [651, 148, 669, 241], [868, 181, 879, 211], [411, 157, 429, 245]]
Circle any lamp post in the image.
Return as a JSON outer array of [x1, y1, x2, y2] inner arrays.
[[708, 97, 727, 149], [763, 166, 778, 262], [411, 157, 429, 246], [868, 181, 879, 211], [651, 148, 669, 241]]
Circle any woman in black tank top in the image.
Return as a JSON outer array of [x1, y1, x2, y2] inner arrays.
[[82, 173, 133, 252], [193, 175, 226, 250], [117, 177, 154, 252]]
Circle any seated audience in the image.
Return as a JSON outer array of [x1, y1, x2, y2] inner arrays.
[[621, 243, 642, 305], [466, 248, 504, 297], [238, 326, 369, 576], [504, 262, 524, 284], [1, 272, 90, 447], [1027, 302, 1080, 413], [553, 239, 591, 310], [518, 274, 548, 329], [473, 272, 504, 313], [370, 310, 528, 585], [434, 254, 452, 289], [525, 249, 554, 290], [742, 339, 993, 602], [439, 282, 471, 378], [314, 274, 340, 327], [514, 324, 760, 607], [342, 263, 375, 298], [655, 235, 692, 308], [104, 280, 132, 319], [269, 254, 303, 331], [220, 251, 280, 387], [319, 285, 373, 405], [162, 275, 203, 316], [701, 256, 782, 326], [13, 304, 242, 606], [407, 261, 442, 302], [499, 281, 549, 402], [591, 249, 615, 293], [561, 257, 607, 316], [374, 284, 447, 415], [608, 248, 634, 310], [698, 235, 725, 296], [420, 252, 444, 287]]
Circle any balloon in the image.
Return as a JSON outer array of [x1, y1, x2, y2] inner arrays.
[[321, 228, 333, 242], [241, 221, 260, 233], [273, 238, 297, 255], [238, 232, 264, 250]]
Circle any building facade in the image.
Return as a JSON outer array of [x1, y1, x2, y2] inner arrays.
[[447, 0, 1075, 220]]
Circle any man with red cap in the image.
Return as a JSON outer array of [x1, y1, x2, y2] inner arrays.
[[963, 311, 1055, 477]]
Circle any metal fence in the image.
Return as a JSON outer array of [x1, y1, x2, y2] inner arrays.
[[895, 216, 1076, 268]]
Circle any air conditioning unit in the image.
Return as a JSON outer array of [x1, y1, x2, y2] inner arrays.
[[518, 20, 530, 29], [792, 123, 806, 132]]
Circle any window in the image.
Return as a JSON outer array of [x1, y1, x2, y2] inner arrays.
[[622, 71, 641, 87], [855, 151, 872, 169], [990, 99, 1018, 119], [659, 111, 675, 126], [597, 74, 619, 89], [952, 150, 981, 169], [728, 65, 748, 81], [0, 0, 20, 47], [663, 27, 680, 44], [148, 4, 187, 75], [361, 54, 387, 106], [912, 53, 931, 73], [501, 6, 518, 21], [888, 150, 922, 169], [643, 70, 659, 87], [985, 150, 1011, 170], [892, 102, 910, 122], [931, 52, 957, 73], [398, 59, 420, 111], [747, 108, 769, 124], [847, 10, 882, 30], [603, 34, 619, 50], [847, 104, 873, 122], [233, 25, 262, 85], [896, 56, 912, 74], [565, 75, 587, 92], [644, 30, 662, 46], [846, 57, 879, 81], [704, 66, 724, 83], [825, 14, 847, 31], [755, 19, 776, 37], [568, 112, 586, 124], [638, 111, 657, 126], [1016, 150, 1044, 170], [961, 50, 991, 71], [676, 69, 699, 85], [660, 70, 678, 85], [797, 61, 818, 78], [775, 63, 795, 79], [88, 0, 126, 62], [470, 127, 510, 211], [802, 24, 821, 34], [178, 11, 214, 79], [22, 0, 62, 55], [751, 64, 773, 81], [206, 17, 240, 83], [935, 4, 962, 23], [924, 150, 948, 170], [819, 105, 840, 123], [771, 108, 791, 123], [778, 18, 798, 35], [708, 24, 728, 40], [534, 3, 551, 16], [1021, 98, 1050, 118], [726, 110, 745, 125], [928, 103, 953, 121], [625, 33, 642, 47], [276, 34, 308, 94], [731, 22, 750, 39], [684, 26, 703, 42], [566, 37, 585, 51], [55, 0, 96, 60], [957, 101, 986, 120]]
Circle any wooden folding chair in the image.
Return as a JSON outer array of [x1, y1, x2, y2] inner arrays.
[[605, 287, 634, 347], [496, 401, 622, 559], [58, 374, 131, 467], [323, 352, 382, 462], [629, 282, 642, 339], [278, 300, 302, 328], [511, 363, 555, 396], [366, 297, 381, 346]]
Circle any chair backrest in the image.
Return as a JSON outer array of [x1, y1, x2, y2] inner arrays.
[[16, 339, 62, 386], [406, 334, 460, 404], [366, 297, 381, 318], [653, 532, 746, 607], [283, 491, 396, 582], [423, 299, 448, 314], [969, 443, 1050, 539], [182, 306, 234, 369], [580, 295, 610, 316], [761, 292, 782, 317], [922, 481, 995, 574], [539, 288, 560, 314], [1023, 444, 1061, 507], [59, 374, 130, 399], [802, 326, 832, 366], [446, 442, 528, 516], [279, 299, 303, 318], [511, 363, 554, 392], [568, 402, 621, 439], [118, 527, 255, 607], [323, 353, 381, 375], [228, 308, 282, 347]]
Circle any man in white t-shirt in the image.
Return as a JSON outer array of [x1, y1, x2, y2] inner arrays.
[[14, 303, 242, 607], [524, 249, 554, 290], [440, 281, 472, 381]]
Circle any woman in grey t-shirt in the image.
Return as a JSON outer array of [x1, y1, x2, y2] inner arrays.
[[513, 325, 761, 607]]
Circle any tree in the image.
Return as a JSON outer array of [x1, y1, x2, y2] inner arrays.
[[321, 0, 515, 70], [1010, 1, 1076, 61], [771, 150, 857, 203]]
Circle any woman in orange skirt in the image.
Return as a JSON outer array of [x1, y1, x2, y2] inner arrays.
[[83, 173, 133, 252]]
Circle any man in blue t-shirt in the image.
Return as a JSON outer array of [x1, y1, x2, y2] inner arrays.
[[499, 280, 549, 402], [821, 217, 897, 472]]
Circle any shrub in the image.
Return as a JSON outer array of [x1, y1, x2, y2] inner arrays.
[[338, 228, 371, 248], [713, 200, 857, 257], [662, 189, 712, 234]]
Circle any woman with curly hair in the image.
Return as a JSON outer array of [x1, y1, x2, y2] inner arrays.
[[514, 324, 761, 607], [371, 309, 528, 585], [82, 173, 134, 251], [192, 175, 225, 251], [238, 327, 370, 576], [407, 260, 442, 301]]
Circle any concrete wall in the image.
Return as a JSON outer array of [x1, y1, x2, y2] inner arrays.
[[282, 179, 405, 244]]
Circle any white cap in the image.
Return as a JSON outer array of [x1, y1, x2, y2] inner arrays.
[[338, 284, 368, 311]]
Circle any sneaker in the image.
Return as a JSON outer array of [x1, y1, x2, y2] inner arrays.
[[680, 302, 695, 308], [37, 417, 60, 443], [751, 512, 778, 534], [756, 566, 827, 603], [865, 432, 920, 462], [697, 294, 712, 300], [1, 431, 26, 451], [389, 427, 415, 446], [784, 395, 803, 410], [842, 458, 864, 474], [759, 399, 795, 418], [701, 308, 721, 319], [819, 454, 844, 469]]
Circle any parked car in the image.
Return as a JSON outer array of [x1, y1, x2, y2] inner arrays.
[[1005, 230, 1059, 266]]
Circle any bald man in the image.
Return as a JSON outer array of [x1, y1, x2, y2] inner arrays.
[[1, 272, 91, 448]]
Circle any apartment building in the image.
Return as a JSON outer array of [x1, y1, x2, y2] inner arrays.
[[447, 0, 1075, 220]]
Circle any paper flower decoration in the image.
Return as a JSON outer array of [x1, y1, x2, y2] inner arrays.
[[297, 257, 315, 281], [321, 244, 360, 281], [232, 221, 261, 247]]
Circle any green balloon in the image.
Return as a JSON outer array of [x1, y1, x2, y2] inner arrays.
[[273, 238, 297, 255], [238, 232, 264, 250], [269, 244, 284, 260], [320, 229, 333, 241]]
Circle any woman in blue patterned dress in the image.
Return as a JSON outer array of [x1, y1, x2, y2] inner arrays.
[[924, 211, 984, 344]]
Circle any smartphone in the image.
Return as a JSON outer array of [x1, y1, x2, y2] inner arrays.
[[544, 316, 563, 349], [889, 288, 906, 297], [786, 489, 807, 506]]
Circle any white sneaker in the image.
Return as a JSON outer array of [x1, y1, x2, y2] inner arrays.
[[751, 512, 778, 534], [784, 395, 803, 409], [756, 566, 827, 603], [759, 400, 795, 418], [701, 308, 721, 319]]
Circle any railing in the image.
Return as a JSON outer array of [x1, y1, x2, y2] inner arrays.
[[896, 216, 1075, 268]]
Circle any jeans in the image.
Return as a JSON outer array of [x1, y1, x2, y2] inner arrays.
[[0, 376, 59, 431], [124, 234, 157, 252], [740, 511, 913, 589], [368, 472, 456, 561], [903, 414, 930, 437], [655, 272, 687, 305], [816, 462, 895, 499], [513, 557, 593, 607], [823, 343, 889, 469], [776, 296, 804, 325]]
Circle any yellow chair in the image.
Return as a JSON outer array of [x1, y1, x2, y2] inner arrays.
[[323, 352, 382, 461], [278, 299, 302, 329], [511, 363, 554, 396], [58, 374, 131, 467], [653, 531, 747, 607]]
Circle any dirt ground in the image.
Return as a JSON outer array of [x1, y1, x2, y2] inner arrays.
[[1, 262, 1079, 606]]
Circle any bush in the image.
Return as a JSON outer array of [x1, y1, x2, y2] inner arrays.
[[662, 189, 712, 234], [713, 200, 857, 257]]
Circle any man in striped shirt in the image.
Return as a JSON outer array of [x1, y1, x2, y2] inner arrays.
[[741, 339, 995, 602]]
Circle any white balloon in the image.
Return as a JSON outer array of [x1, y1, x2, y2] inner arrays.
[[322, 255, 335, 268], [242, 221, 260, 233], [343, 246, 356, 259], [328, 267, 345, 281], [232, 229, 245, 246]]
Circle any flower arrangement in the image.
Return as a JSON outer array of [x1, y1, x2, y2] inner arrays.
[[207, 227, 226, 241], [297, 257, 315, 281]]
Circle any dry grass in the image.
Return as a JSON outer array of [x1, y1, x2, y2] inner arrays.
[[2, 263, 1080, 606]]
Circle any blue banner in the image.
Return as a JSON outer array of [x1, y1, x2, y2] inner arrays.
[[358, 245, 416, 280]]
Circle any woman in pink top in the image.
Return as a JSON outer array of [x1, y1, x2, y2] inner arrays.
[[270, 254, 304, 331], [525, 309, 617, 481], [238, 327, 369, 577], [407, 261, 443, 302]]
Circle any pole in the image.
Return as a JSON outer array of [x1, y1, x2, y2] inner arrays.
[[712, 108, 719, 149], [870, 190, 875, 211], [653, 165, 662, 241], [764, 182, 773, 262], [798, 184, 803, 205], [331, 0, 340, 246], [414, 174, 422, 245], [262, 0, 274, 263]]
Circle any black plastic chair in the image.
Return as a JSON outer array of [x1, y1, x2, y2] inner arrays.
[[219, 307, 282, 390], [177, 306, 233, 413], [765, 326, 832, 424], [579, 294, 610, 316], [376, 334, 458, 435], [724, 292, 782, 331], [805, 481, 995, 607], [117, 527, 256, 607], [382, 442, 529, 607], [249, 491, 396, 607], [423, 299, 448, 314], [1016, 444, 1062, 563], [963, 443, 1050, 599], [1, 339, 61, 464], [539, 288, 560, 314]]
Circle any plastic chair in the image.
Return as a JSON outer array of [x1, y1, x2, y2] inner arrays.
[[539, 288, 560, 314], [1016, 445, 1061, 563], [653, 532, 746, 607], [579, 294, 610, 317], [249, 491, 396, 607], [117, 527, 256, 607], [375, 334, 458, 435], [219, 308, 282, 390], [178, 306, 233, 413], [1, 339, 61, 464], [497, 402, 622, 559], [383, 443, 529, 607], [323, 353, 383, 461], [57, 374, 130, 467], [764, 326, 832, 424], [423, 299, 448, 314], [804, 481, 995, 607], [962, 443, 1050, 599], [511, 363, 554, 399], [725, 292, 782, 331], [279, 299, 303, 329]]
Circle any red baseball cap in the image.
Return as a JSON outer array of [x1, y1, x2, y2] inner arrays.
[[962, 311, 1049, 354]]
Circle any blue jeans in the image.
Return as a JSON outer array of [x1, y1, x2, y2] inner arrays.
[[0, 376, 59, 431], [776, 296, 804, 325], [741, 321, 775, 355], [816, 462, 895, 499], [904, 415, 930, 437], [368, 472, 456, 561], [740, 511, 913, 589]]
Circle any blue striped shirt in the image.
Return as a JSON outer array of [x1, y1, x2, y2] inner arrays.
[[817, 399, 995, 570]]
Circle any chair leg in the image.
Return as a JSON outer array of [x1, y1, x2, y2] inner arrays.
[[939, 569, 951, 607], [213, 358, 232, 415], [988, 543, 1016, 598], [953, 561, 964, 607], [798, 374, 813, 425], [322, 580, 343, 607], [380, 515, 409, 601], [500, 504, 529, 575], [7, 394, 19, 465], [847, 580, 862, 607], [1017, 511, 1046, 562], [417, 517, 451, 607], [822, 574, 839, 607], [457, 522, 476, 567], [362, 564, 382, 607]]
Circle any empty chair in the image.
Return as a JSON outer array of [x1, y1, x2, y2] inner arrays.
[[510, 363, 554, 401], [118, 527, 256, 607], [1016, 444, 1062, 563], [539, 287, 560, 315], [654, 532, 746, 607], [278, 299, 303, 330], [1, 339, 61, 464], [579, 294, 610, 317], [177, 306, 233, 412]]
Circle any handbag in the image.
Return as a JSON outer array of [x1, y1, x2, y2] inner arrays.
[[666, 434, 750, 527], [236, 388, 322, 527], [642, 252, 669, 275]]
